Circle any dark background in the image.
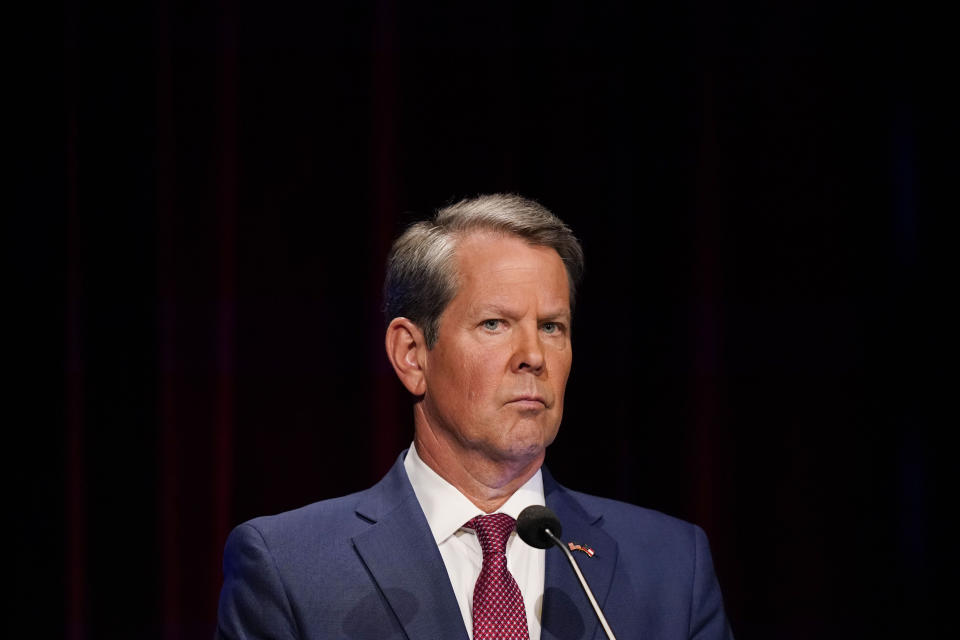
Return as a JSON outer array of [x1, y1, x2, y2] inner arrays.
[[14, 1, 942, 638]]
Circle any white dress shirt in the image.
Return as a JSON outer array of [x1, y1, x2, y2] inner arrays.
[[404, 443, 546, 640]]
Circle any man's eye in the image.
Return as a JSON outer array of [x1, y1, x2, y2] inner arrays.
[[482, 319, 502, 331], [542, 322, 560, 334]]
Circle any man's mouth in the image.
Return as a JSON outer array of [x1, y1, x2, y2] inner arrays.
[[506, 394, 547, 408]]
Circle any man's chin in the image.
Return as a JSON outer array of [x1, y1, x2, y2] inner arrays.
[[481, 433, 552, 467]]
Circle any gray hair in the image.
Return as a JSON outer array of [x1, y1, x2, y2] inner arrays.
[[384, 193, 584, 348]]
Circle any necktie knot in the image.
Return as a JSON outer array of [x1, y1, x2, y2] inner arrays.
[[466, 512, 516, 558]]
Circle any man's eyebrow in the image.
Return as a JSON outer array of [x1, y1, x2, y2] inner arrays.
[[471, 303, 518, 318], [469, 303, 569, 318]]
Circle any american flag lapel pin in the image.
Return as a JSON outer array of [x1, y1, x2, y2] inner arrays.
[[567, 541, 595, 557]]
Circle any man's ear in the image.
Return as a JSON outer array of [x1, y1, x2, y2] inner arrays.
[[384, 317, 428, 396]]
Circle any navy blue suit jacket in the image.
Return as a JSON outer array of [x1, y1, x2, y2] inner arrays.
[[217, 453, 733, 639]]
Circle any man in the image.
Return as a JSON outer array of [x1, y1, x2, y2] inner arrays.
[[216, 194, 734, 639]]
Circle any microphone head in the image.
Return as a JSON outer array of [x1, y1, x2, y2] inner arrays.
[[517, 505, 563, 549]]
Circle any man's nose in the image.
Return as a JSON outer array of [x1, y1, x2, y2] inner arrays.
[[511, 323, 545, 374]]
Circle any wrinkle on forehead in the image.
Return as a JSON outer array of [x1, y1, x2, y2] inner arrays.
[[455, 232, 567, 281], [454, 235, 570, 316]]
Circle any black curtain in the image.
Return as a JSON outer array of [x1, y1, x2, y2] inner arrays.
[[14, 1, 941, 637]]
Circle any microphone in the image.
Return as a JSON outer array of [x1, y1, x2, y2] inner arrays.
[[516, 505, 562, 549], [517, 505, 617, 640]]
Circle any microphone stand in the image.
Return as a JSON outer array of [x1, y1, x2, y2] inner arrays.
[[543, 527, 618, 640]]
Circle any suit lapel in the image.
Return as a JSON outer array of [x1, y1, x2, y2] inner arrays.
[[351, 456, 469, 640], [541, 469, 619, 640]]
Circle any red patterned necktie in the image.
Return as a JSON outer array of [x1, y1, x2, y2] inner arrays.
[[466, 513, 530, 640]]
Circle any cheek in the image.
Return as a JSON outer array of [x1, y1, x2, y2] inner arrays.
[[461, 357, 501, 400], [441, 350, 486, 402], [551, 351, 573, 386]]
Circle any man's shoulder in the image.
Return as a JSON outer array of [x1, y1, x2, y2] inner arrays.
[[552, 482, 703, 551], [565, 486, 693, 527], [548, 484, 733, 639], [234, 457, 416, 551], [241, 488, 368, 542]]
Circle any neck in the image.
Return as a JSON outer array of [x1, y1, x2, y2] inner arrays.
[[412, 406, 544, 513]]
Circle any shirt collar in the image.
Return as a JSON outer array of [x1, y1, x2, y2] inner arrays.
[[404, 442, 545, 545]]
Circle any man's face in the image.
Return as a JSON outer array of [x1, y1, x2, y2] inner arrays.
[[420, 231, 573, 465]]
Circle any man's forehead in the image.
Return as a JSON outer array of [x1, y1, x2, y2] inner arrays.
[[453, 232, 566, 277], [449, 233, 571, 316]]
